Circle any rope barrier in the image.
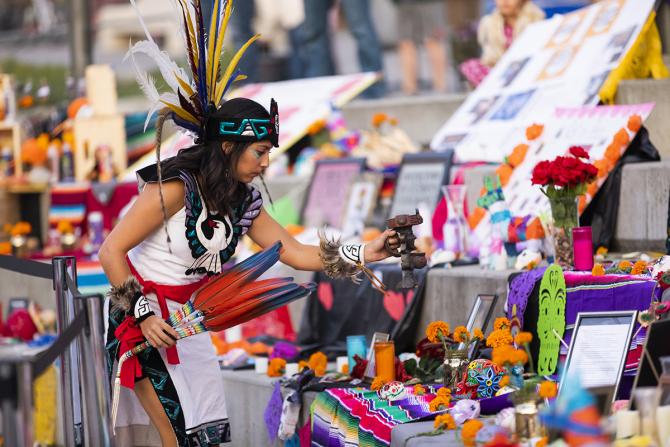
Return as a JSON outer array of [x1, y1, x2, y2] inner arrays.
[[0, 255, 52, 279]]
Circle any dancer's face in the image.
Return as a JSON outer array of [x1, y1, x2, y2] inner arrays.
[[496, 0, 524, 17], [231, 140, 272, 183]]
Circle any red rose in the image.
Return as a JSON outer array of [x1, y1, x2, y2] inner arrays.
[[569, 146, 590, 159], [531, 160, 551, 185]]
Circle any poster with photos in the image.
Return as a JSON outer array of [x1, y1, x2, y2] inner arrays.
[[431, 0, 656, 162]]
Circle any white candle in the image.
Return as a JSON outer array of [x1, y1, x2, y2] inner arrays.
[[657, 406, 670, 447], [254, 357, 268, 374], [615, 410, 640, 439], [336, 356, 348, 373], [284, 363, 299, 377]]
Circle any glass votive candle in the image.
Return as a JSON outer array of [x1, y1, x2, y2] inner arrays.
[[374, 341, 396, 382], [572, 226, 594, 271], [346, 335, 367, 373]]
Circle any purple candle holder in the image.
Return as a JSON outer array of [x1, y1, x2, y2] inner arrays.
[[572, 226, 594, 271]]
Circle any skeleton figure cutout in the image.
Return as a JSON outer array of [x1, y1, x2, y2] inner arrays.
[[537, 265, 567, 375]]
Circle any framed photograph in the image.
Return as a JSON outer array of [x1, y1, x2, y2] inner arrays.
[[389, 151, 453, 218], [630, 319, 670, 407], [301, 158, 366, 228], [341, 173, 383, 238], [364, 332, 390, 379], [561, 311, 637, 412], [460, 294, 499, 358]]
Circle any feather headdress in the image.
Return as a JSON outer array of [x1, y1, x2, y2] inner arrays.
[[126, 0, 257, 134]]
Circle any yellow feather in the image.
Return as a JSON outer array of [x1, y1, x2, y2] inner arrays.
[[160, 100, 199, 124], [210, 0, 233, 100], [215, 34, 261, 104], [206, 0, 220, 97], [176, 75, 195, 97], [178, 0, 198, 70]]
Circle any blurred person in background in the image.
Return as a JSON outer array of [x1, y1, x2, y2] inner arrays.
[[301, 0, 385, 97], [460, 0, 544, 87], [394, 0, 449, 95]]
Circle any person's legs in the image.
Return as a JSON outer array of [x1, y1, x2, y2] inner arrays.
[[340, 0, 385, 97], [398, 40, 419, 95], [425, 37, 448, 92], [134, 378, 177, 447], [230, 0, 258, 82], [300, 0, 336, 77]]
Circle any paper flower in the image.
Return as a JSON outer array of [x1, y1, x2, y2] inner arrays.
[[426, 321, 450, 343], [434, 413, 456, 430], [627, 114, 642, 133], [526, 124, 544, 140], [538, 380, 558, 398], [592, 263, 606, 276], [614, 128, 630, 147], [514, 332, 533, 346], [461, 419, 484, 447]]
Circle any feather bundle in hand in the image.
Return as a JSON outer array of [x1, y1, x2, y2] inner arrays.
[[112, 241, 315, 430]]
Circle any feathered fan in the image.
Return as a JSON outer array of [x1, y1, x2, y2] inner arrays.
[[111, 242, 315, 430]]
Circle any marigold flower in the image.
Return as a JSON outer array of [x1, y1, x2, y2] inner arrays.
[[494, 317, 511, 331], [473, 328, 484, 341], [486, 329, 513, 348], [495, 164, 513, 187], [514, 332, 533, 346], [453, 326, 470, 343], [619, 261, 633, 272], [627, 114, 642, 133], [0, 242, 11, 255], [499, 375, 510, 388], [267, 358, 286, 377], [340, 363, 349, 374], [434, 413, 456, 430], [414, 384, 426, 396], [592, 264, 605, 276], [371, 112, 388, 128], [371, 376, 387, 391], [437, 387, 452, 397], [596, 246, 608, 256], [57, 220, 74, 234], [462, 419, 484, 447], [506, 144, 529, 168], [631, 260, 648, 276], [526, 124, 544, 140], [426, 321, 450, 343], [536, 437, 549, 447], [429, 395, 451, 412], [538, 381, 558, 399], [614, 128, 630, 147], [308, 351, 328, 372], [298, 360, 309, 371], [307, 118, 327, 135], [492, 345, 515, 366]]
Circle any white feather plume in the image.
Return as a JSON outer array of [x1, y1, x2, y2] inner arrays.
[[126, 40, 190, 97]]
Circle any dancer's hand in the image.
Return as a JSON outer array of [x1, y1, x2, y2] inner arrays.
[[140, 315, 179, 348], [364, 229, 400, 263]]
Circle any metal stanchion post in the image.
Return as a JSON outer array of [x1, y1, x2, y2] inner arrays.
[[53, 256, 83, 446], [0, 363, 18, 447], [75, 294, 113, 446], [16, 361, 34, 447]]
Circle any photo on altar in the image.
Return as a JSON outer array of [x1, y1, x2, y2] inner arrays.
[[587, 0, 625, 37], [537, 45, 579, 81], [490, 89, 536, 121], [499, 57, 530, 88], [584, 71, 610, 104], [468, 96, 500, 124], [604, 25, 636, 64], [546, 9, 587, 48]]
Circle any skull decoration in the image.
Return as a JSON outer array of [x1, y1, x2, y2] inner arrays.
[[451, 399, 481, 425], [378, 381, 407, 402], [461, 359, 505, 399], [537, 265, 566, 376]]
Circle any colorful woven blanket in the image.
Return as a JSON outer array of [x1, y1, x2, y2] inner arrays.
[[311, 385, 441, 447]]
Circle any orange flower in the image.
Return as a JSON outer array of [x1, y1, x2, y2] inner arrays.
[[495, 164, 513, 187], [631, 260, 648, 276], [511, 348, 528, 365], [19, 95, 34, 108], [340, 363, 349, 374], [627, 114, 642, 133], [467, 207, 487, 230], [473, 328, 484, 341], [371, 113, 388, 128], [429, 395, 451, 412], [267, 358, 286, 377], [614, 128, 630, 147], [593, 159, 609, 178], [587, 182, 598, 198], [298, 360, 309, 371], [514, 332, 533, 346], [462, 419, 484, 447], [494, 317, 511, 331], [486, 329, 513, 348], [506, 144, 529, 168], [538, 381, 558, 399], [526, 218, 545, 239], [453, 326, 470, 343], [592, 264, 605, 276], [3, 223, 12, 234], [0, 242, 11, 255], [526, 124, 544, 140], [414, 384, 426, 396], [308, 351, 328, 372], [437, 387, 452, 398], [499, 375, 510, 388], [426, 321, 450, 343], [536, 437, 549, 447], [578, 195, 586, 214], [315, 365, 327, 377], [604, 143, 621, 164], [434, 413, 456, 430], [371, 376, 387, 391], [10, 222, 32, 237], [492, 345, 515, 366], [307, 118, 327, 135], [596, 246, 608, 256], [618, 260, 633, 272], [57, 220, 74, 235]]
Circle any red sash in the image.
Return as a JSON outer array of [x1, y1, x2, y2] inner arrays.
[[116, 259, 209, 387]]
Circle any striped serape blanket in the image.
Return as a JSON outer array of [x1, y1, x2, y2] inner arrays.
[[311, 385, 442, 447]]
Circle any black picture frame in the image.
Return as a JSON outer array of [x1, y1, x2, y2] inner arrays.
[[630, 319, 670, 408], [460, 294, 499, 359], [561, 311, 637, 414], [388, 151, 454, 219], [300, 157, 366, 228]]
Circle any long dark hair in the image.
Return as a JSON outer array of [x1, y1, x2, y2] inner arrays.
[[162, 139, 249, 216]]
